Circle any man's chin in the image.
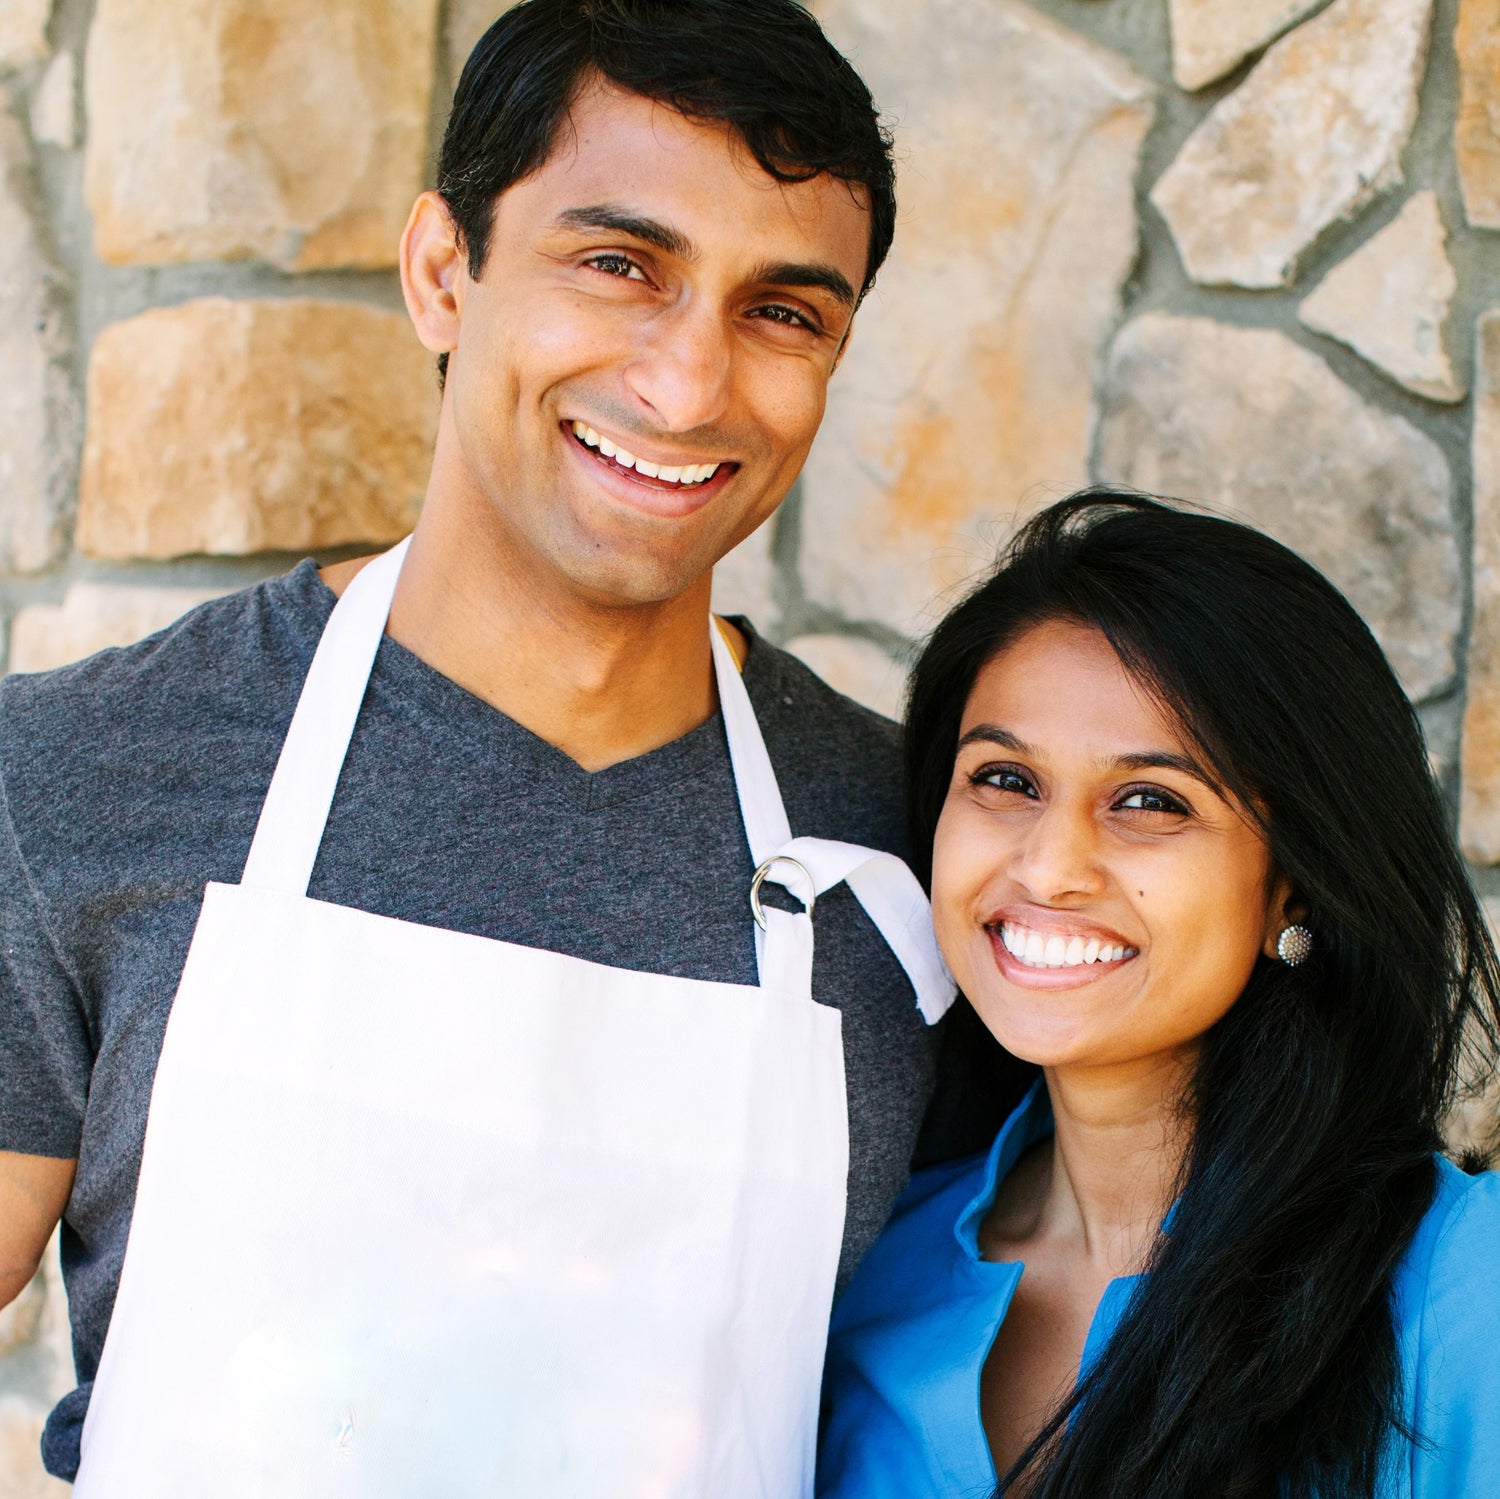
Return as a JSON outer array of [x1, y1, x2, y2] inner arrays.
[[549, 546, 721, 612]]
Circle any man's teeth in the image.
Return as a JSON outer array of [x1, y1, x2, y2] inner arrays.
[[571, 422, 721, 486], [999, 924, 1134, 969]]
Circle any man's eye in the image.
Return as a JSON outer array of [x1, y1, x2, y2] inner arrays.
[[1117, 786, 1190, 815], [586, 254, 647, 281], [749, 303, 818, 332]]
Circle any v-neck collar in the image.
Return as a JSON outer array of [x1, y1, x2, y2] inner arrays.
[[301, 561, 766, 813]]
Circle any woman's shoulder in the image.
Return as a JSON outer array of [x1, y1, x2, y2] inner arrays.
[[1398, 1156, 1500, 1296], [1392, 1158, 1500, 1491]]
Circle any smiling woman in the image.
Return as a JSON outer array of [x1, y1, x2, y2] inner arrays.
[[817, 492, 1500, 1499]]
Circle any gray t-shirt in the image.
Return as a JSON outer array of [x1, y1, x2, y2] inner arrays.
[[0, 561, 944, 1478]]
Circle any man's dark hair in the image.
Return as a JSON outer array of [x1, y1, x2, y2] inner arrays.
[[434, 0, 896, 379]]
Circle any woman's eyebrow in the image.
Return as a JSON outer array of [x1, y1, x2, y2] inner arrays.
[[1107, 750, 1218, 789], [955, 724, 1031, 754], [956, 728, 1218, 791]]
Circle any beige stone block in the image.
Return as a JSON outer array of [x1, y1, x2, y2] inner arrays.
[[1457, 0, 1500, 229], [1151, 0, 1434, 289], [802, 0, 1153, 638], [446, 0, 520, 100], [0, 1398, 69, 1498], [785, 634, 906, 720], [1299, 192, 1464, 403], [0, 1272, 43, 1359], [29, 50, 75, 149], [84, 0, 440, 270], [1462, 313, 1500, 863], [10, 582, 229, 674], [1095, 314, 1460, 701], [1168, 0, 1323, 90], [0, 0, 50, 71], [0, 114, 73, 575], [711, 522, 779, 635], [1445, 895, 1500, 1166], [78, 298, 437, 561]]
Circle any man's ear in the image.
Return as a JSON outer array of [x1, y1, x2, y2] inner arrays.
[[400, 191, 465, 357], [1262, 873, 1309, 961]]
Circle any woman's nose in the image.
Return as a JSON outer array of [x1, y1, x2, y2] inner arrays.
[[1006, 801, 1102, 904], [622, 301, 734, 433]]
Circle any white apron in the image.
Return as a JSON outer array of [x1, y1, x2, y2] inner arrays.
[[71, 539, 954, 1498]]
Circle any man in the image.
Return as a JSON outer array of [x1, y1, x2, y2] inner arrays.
[[0, 1, 964, 1492]]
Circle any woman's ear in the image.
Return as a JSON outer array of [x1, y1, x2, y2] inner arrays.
[[1262, 873, 1309, 961], [400, 191, 465, 357]]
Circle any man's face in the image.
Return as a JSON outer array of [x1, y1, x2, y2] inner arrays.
[[437, 81, 872, 607]]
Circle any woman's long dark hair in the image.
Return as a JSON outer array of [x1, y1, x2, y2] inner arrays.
[[905, 491, 1500, 1498]]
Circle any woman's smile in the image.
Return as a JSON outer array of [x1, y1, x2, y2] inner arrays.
[[933, 616, 1283, 1072], [986, 907, 1138, 990]]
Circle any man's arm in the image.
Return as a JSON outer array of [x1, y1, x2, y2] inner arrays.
[[0, 1150, 73, 1307]]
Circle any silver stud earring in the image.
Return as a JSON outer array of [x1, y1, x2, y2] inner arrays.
[[1277, 925, 1313, 966]]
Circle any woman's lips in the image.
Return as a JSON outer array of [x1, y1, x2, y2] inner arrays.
[[985, 916, 1139, 990]]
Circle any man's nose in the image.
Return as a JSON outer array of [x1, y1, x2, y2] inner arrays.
[[1006, 801, 1102, 905], [622, 300, 734, 433]]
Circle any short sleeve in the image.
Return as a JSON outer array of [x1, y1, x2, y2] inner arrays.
[[0, 755, 90, 1158], [1408, 1168, 1500, 1496]]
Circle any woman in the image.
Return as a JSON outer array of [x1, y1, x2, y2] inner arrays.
[[818, 492, 1500, 1498]]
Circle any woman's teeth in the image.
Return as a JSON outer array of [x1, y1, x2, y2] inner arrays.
[[999, 924, 1134, 969], [571, 421, 721, 486]]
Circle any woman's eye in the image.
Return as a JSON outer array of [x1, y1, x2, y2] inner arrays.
[[1117, 786, 1190, 816], [586, 253, 647, 281], [972, 765, 1036, 798]]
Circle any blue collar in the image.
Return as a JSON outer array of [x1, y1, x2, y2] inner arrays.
[[953, 1079, 1054, 1261]]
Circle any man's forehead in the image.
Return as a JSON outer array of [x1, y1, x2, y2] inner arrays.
[[508, 81, 871, 272]]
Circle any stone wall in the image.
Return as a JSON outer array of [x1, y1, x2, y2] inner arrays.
[[0, 0, 1495, 1489]]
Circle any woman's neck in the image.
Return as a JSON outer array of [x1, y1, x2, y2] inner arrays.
[[1035, 1054, 1194, 1277]]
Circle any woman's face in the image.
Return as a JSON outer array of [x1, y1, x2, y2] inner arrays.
[[933, 618, 1291, 1074]]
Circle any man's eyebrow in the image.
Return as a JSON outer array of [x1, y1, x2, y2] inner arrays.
[[549, 209, 857, 310], [750, 260, 857, 310], [553, 205, 697, 260], [954, 728, 1222, 792]]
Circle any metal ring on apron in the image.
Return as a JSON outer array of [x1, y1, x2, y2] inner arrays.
[[750, 855, 816, 931]]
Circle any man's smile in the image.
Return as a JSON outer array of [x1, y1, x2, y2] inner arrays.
[[568, 420, 729, 488]]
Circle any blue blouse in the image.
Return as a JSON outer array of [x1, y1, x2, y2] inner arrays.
[[818, 1083, 1500, 1498]]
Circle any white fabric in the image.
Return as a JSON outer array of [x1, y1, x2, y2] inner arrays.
[[711, 624, 955, 1026], [72, 540, 947, 1497]]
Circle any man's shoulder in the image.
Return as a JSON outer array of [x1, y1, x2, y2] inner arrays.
[[740, 629, 907, 857], [5, 561, 324, 715], [0, 563, 330, 839]]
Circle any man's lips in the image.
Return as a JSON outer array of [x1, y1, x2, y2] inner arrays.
[[564, 420, 737, 496]]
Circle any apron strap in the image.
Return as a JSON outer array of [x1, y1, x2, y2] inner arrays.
[[240, 539, 409, 895], [713, 627, 955, 1027], [754, 838, 956, 1026], [710, 622, 794, 860]]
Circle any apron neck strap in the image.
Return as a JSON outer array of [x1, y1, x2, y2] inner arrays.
[[240, 539, 409, 894], [710, 621, 794, 866], [241, 542, 795, 898]]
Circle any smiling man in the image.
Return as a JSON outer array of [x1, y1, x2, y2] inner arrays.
[[0, 2, 964, 1494]]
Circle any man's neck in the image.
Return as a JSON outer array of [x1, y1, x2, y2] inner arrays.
[[325, 494, 744, 776]]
